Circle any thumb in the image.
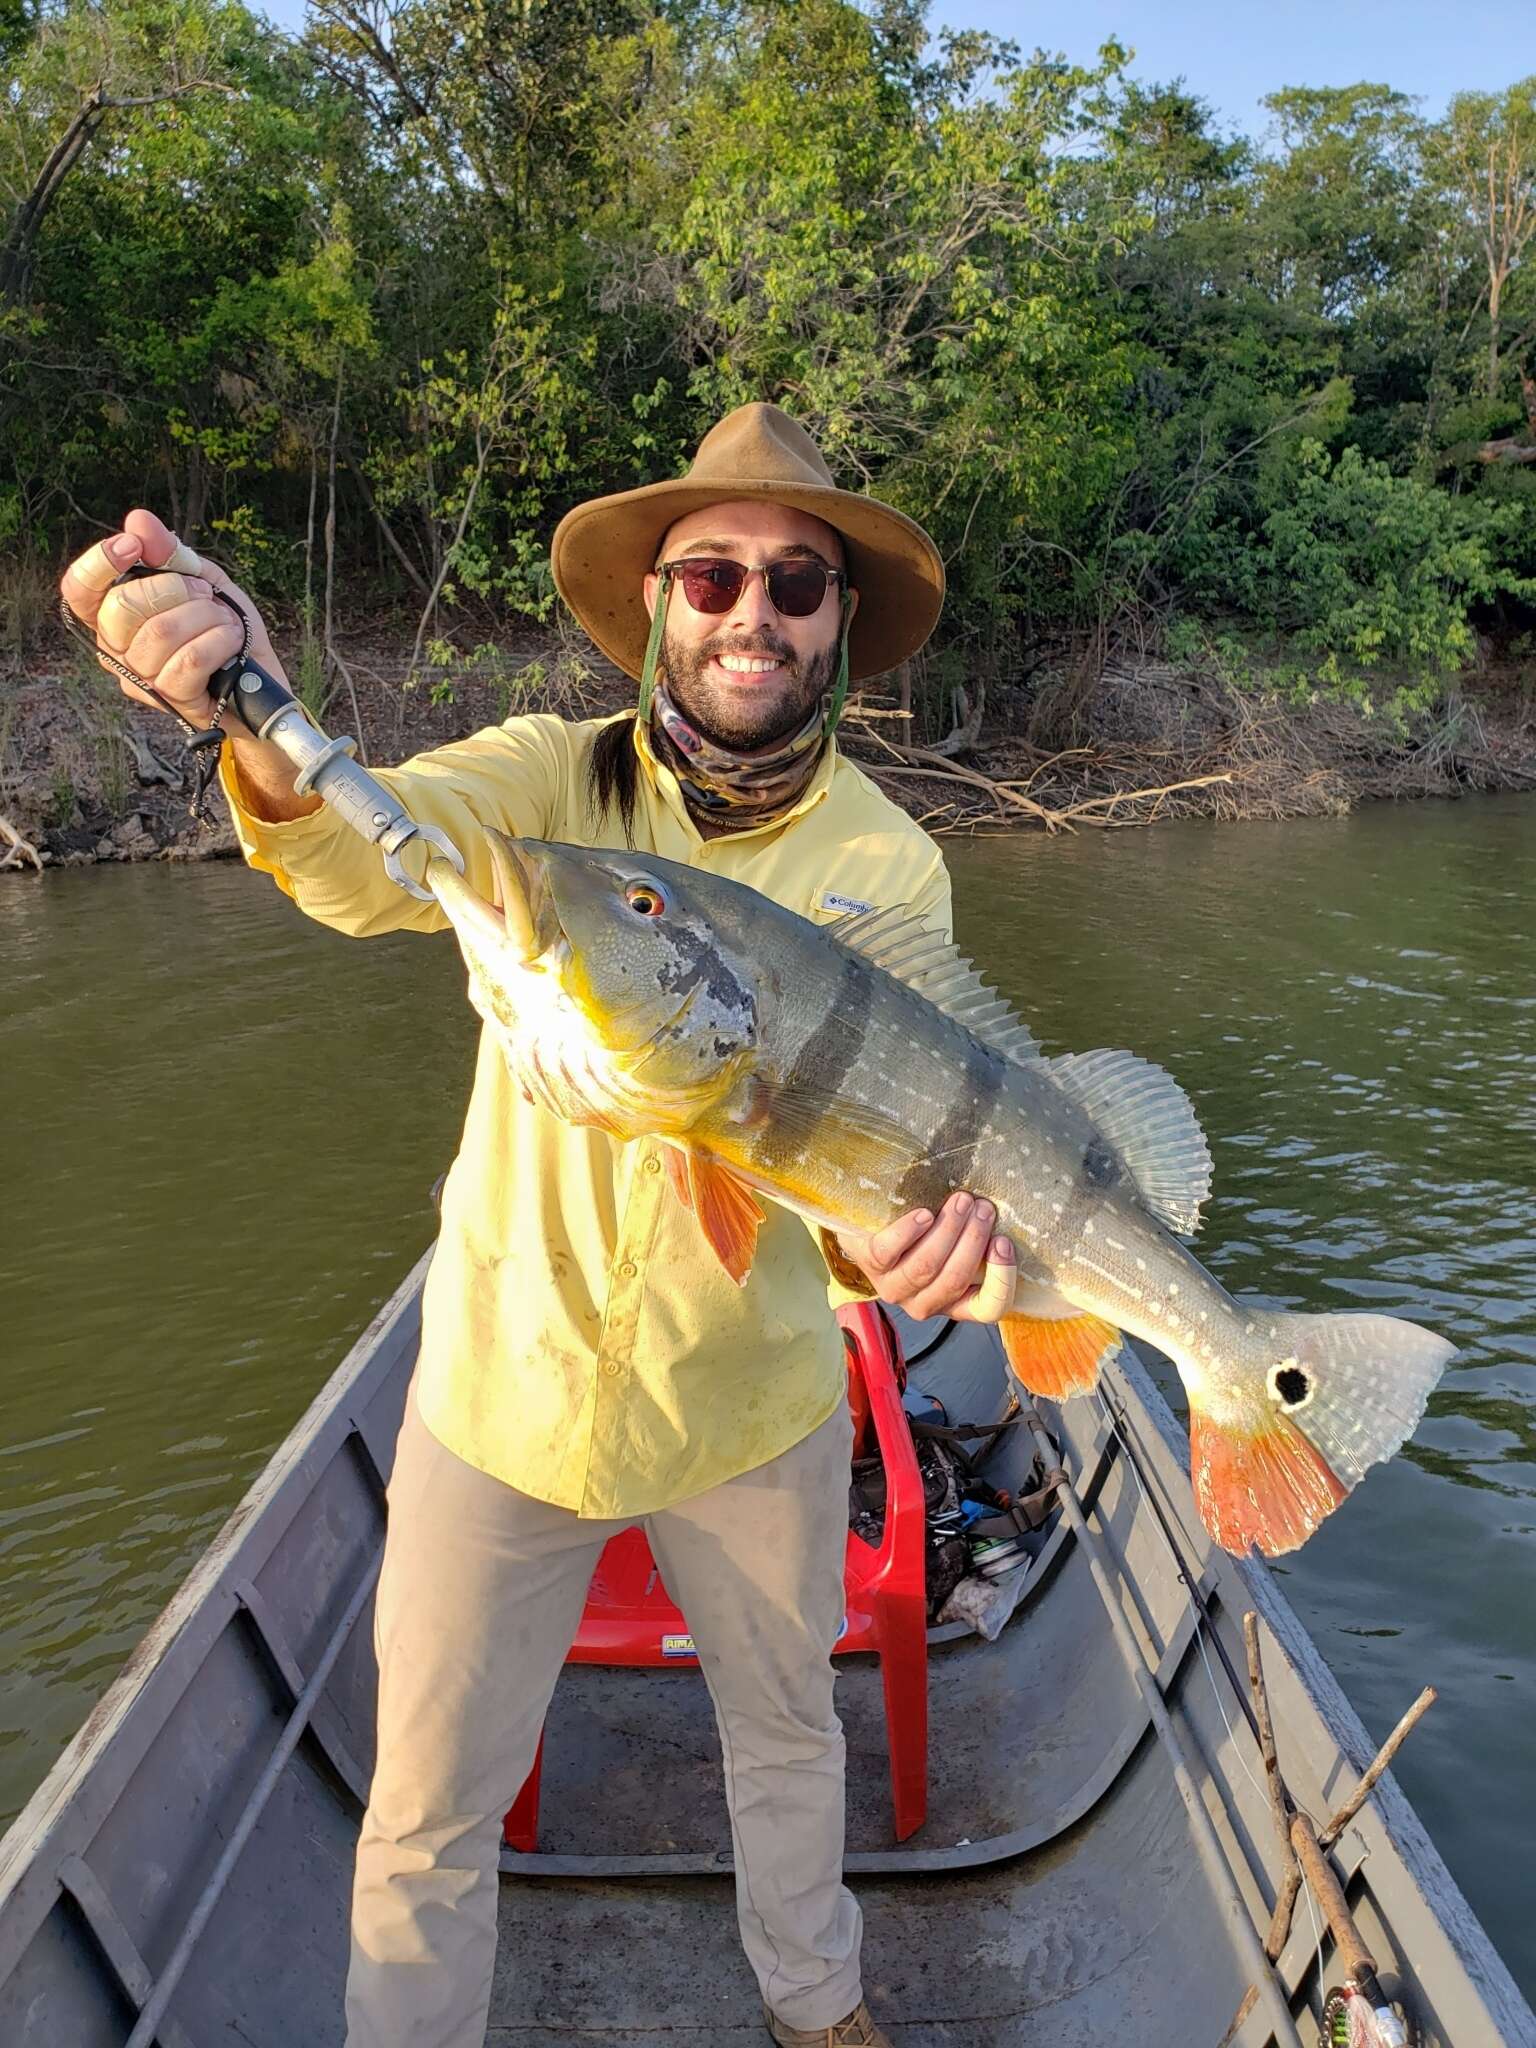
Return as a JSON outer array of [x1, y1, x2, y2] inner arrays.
[[953, 1234, 1018, 1325], [123, 508, 236, 595], [123, 508, 185, 570]]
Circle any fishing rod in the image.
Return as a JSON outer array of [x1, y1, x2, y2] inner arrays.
[[62, 559, 465, 898]]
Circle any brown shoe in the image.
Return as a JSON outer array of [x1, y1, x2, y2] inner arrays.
[[764, 2000, 893, 2046]]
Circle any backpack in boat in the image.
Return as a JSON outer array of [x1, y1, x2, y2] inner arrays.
[[848, 1397, 1058, 1622]]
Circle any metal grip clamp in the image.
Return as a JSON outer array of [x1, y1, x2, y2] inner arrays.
[[218, 655, 465, 900]]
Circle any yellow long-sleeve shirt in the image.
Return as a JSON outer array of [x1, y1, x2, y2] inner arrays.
[[221, 710, 951, 1515]]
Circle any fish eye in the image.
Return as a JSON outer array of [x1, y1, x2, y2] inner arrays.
[[625, 880, 667, 919]]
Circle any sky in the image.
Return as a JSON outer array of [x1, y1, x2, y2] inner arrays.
[[251, 0, 1530, 138], [927, 0, 1528, 134]]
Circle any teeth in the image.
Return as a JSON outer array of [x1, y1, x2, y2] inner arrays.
[[717, 656, 783, 673]]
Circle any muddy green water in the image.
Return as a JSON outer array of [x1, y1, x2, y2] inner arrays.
[[2, 796, 1533, 1997]]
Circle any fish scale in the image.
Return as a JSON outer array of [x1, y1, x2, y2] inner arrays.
[[427, 831, 1455, 1559]]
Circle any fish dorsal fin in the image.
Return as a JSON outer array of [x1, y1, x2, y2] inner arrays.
[[1043, 1049, 1213, 1235], [830, 907, 1043, 1066]]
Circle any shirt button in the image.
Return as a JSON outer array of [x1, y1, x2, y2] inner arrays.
[[643, 1156, 661, 1175], [619, 1260, 637, 1278], [602, 1360, 621, 1377]]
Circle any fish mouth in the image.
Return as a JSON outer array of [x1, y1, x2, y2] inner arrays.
[[428, 829, 561, 966]]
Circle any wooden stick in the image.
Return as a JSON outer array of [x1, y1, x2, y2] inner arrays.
[[1292, 1811, 1379, 1984], [1319, 1686, 1437, 1850], [1244, 1611, 1294, 1856], [1218, 1619, 1307, 2045]]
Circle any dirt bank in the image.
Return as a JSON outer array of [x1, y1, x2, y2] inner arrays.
[[3, 626, 1533, 871]]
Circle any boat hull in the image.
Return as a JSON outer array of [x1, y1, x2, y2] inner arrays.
[[1, 1256, 1530, 2046]]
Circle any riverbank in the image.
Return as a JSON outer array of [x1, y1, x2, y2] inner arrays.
[[3, 624, 1534, 868]]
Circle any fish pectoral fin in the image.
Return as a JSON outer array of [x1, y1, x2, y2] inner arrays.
[[678, 1148, 765, 1287], [732, 1078, 917, 1184], [662, 1144, 694, 1210], [999, 1309, 1121, 1400]]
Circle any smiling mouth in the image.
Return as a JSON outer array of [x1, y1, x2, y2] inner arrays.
[[709, 653, 791, 682]]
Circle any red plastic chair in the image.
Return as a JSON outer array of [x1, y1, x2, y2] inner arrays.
[[505, 1301, 929, 1850]]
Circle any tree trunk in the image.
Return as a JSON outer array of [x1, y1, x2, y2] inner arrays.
[[1488, 267, 1504, 400]]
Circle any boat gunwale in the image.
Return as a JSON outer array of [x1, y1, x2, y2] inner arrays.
[[1105, 1343, 1536, 2048], [0, 1251, 429, 1959]]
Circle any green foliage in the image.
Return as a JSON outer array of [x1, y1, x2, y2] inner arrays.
[[1185, 443, 1536, 715], [3, 0, 1535, 712]]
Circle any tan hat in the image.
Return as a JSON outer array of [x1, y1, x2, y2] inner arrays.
[[550, 402, 945, 683]]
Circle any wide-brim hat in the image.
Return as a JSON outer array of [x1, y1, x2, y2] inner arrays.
[[550, 402, 945, 683]]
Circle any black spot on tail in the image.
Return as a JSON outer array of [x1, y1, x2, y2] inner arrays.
[[1275, 1366, 1310, 1407]]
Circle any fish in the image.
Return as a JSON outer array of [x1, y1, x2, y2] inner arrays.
[[426, 831, 1455, 1558]]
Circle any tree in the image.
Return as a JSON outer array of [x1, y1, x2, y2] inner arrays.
[[1429, 80, 1536, 399]]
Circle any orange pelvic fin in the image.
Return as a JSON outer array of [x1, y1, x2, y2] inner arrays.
[[670, 1147, 765, 1286], [1189, 1405, 1348, 1557], [998, 1309, 1120, 1399]]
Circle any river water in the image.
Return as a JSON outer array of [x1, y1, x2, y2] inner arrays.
[[2, 795, 1533, 1999]]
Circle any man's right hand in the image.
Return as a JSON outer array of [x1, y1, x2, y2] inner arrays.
[[61, 508, 288, 725], [61, 509, 321, 823]]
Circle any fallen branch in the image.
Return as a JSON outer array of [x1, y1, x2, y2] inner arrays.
[[1319, 1686, 1437, 1851], [123, 728, 182, 789], [0, 813, 43, 872]]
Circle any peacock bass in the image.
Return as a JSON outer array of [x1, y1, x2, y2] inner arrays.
[[426, 831, 1453, 1558]]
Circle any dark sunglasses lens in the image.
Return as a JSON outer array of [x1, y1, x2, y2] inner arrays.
[[679, 560, 745, 613], [766, 562, 830, 616]]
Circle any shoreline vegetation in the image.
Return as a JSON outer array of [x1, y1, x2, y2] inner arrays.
[[3, 619, 1533, 872], [4, 1, 1536, 866]]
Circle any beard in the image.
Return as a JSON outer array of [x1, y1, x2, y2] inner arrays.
[[661, 627, 835, 750]]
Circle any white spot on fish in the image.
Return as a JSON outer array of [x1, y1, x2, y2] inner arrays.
[[1083, 1221, 1095, 1235], [1051, 1202, 1063, 1215], [1105, 1236, 1126, 1251], [1245, 1322, 1255, 1335], [1135, 1257, 1147, 1273], [1169, 1283, 1179, 1296]]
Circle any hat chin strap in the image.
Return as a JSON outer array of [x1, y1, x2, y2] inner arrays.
[[636, 571, 854, 739]]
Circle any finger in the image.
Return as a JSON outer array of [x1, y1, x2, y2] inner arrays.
[[114, 621, 241, 715], [906, 1197, 996, 1314], [97, 573, 212, 655], [887, 1190, 976, 1293], [60, 531, 145, 629], [950, 1235, 1018, 1325], [121, 596, 239, 691], [123, 508, 188, 571], [862, 1207, 934, 1275]]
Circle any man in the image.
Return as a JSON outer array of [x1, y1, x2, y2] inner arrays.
[[62, 403, 1016, 2048]]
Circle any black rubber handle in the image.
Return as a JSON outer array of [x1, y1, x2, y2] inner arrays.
[[211, 652, 296, 736]]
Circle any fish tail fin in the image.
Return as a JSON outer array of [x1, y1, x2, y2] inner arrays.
[[999, 1309, 1122, 1401], [1189, 1310, 1454, 1557]]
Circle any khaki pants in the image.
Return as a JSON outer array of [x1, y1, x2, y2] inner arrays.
[[345, 1387, 861, 2046]]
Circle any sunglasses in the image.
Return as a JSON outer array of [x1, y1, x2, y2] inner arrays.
[[658, 555, 846, 619]]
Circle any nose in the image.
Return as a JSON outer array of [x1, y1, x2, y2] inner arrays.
[[721, 569, 779, 635]]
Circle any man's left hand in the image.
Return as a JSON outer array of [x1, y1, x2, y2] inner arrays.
[[837, 1191, 1017, 1324]]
